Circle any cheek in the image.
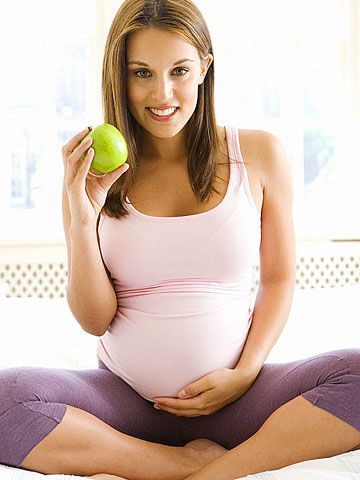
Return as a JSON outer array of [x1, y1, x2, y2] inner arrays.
[[181, 81, 199, 106], [127, 82, 144, 105], [167, 75, 198, 103]]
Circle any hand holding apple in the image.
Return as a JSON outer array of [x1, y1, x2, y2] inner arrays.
[[82, 123, 128, 175], [62, 125, 130, 227]]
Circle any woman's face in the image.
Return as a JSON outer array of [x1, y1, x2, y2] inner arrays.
[[126, 28, 212, 139]]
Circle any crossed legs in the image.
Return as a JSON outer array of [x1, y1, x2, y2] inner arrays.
[[2, 349, 360, 479]]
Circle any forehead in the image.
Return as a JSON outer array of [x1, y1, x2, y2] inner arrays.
[[126, 28, 200, 64]]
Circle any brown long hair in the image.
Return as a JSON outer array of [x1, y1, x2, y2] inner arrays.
[[101, 0, 230, 218]]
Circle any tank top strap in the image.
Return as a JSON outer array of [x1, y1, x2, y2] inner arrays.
[[224, 125, 258, 213]]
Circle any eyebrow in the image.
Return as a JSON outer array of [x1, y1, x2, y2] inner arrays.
[[127, 58, 195, 66]]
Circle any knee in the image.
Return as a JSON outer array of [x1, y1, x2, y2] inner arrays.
[[0, 367, 64, 467], [334, 348, 360, 369], [0, 367, 45, 411], [328, 349, 360, 379], [0, 368, 25, 415]]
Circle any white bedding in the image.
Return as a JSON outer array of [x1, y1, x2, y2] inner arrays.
[[0, 464, 81, 479], [243, 449, 360, 479], [0, 285, 359, 479]]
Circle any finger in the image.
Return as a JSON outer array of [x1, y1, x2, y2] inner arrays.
[[71, 134, 93, 160], [88, 170, 107, 178], [78, 147, 95, 177], [99, 163, 130, 188], [154, 393, 206, 405], [62, 126, 92, 157], [155, 405, 201, 417], [87, 162, 129, 185], [66, 137, 93, 180], [154, 397, 200, 410]]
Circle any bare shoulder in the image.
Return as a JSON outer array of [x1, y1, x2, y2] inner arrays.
[[238, 129, 290, 189]]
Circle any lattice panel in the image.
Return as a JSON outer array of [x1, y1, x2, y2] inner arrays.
[[253, 254, 360, 289], [297, 255, 359, 288], [0, 254, 359, 298], [0, 263, 68, 298]]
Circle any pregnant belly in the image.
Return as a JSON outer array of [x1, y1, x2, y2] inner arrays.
[[97, 302, 252, 401]]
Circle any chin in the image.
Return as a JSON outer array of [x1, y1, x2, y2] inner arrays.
[[144, 119, 188, 137], [148, 129, 183, 140]]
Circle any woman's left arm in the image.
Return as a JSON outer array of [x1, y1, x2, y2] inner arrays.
[[234, 130, 296, 381]]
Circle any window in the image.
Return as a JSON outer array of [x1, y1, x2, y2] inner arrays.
[[1, 0, 359, 243], [197, 0, 360, 240], [0, 0, 99, 243]]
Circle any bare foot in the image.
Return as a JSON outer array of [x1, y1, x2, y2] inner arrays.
[[87, 439, 227, 480], [184, 438, 228, 471]]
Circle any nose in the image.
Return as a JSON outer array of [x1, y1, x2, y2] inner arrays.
[[151, 74, 174, 104]]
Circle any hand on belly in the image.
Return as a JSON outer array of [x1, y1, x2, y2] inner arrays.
[[152, 367, 252, 417]]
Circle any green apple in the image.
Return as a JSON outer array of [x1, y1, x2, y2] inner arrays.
[[83, 123, 128, 174]]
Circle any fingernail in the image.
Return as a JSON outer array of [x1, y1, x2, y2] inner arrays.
[[154, 404, 160, 410]]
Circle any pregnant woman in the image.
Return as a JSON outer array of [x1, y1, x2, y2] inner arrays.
[[0, 1, 359, 479]]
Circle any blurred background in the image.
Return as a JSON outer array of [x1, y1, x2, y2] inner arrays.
[[0, 0, 359, 368]]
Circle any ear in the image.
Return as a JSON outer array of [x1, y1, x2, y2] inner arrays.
[[199, 53, 213, 84]]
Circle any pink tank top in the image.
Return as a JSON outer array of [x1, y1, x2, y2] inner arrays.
[[96, 125, 261, 401]]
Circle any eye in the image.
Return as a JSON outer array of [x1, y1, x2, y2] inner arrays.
[[175, 67, 189, 77], [134, 69, 149, 78]]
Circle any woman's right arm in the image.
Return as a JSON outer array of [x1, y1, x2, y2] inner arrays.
[[62, 126, 129, 336], [66, 222, 117, 337]]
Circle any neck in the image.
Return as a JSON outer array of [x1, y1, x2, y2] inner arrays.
[[139, 128, 188, 167]]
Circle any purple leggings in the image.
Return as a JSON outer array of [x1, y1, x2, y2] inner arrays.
[[0, 348, 359, 467]]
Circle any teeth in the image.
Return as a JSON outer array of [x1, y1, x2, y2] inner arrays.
[[149, 107, 177, 116]]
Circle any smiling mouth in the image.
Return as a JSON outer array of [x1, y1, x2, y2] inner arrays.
[[147, 107, 178, 114], [146, 107, 179, 121]]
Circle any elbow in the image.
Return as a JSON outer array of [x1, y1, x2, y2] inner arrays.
[[66, 292, 112, 337], [82, 324, 108, 337], [79, 316, 111, 336], [260, 262, 297, 288], [79, 316, 112, 337], [260, 273, 296, 290]]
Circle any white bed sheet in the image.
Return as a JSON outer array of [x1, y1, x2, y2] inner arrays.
[[0, 463, 82, 479], [242, 449, 360, 479]]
